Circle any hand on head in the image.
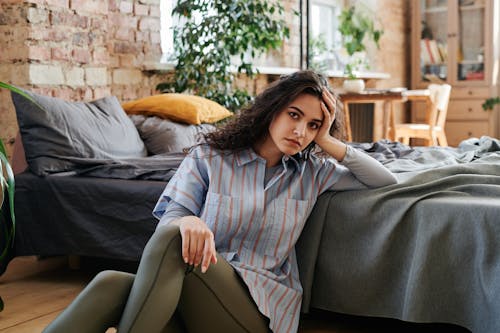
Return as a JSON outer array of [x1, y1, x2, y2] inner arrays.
[[315, 88, 336, 144]]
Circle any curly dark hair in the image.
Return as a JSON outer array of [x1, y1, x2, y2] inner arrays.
[[203, 70, 345, 157]]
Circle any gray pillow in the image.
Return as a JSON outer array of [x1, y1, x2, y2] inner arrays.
[[129, 115, 215, 155], [11, 89, 147, 176]]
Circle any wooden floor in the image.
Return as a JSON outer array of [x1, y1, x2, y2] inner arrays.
[[0, 256, 470, 333], [0, 257, 115, 333]]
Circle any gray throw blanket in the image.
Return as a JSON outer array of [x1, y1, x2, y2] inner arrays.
[[297, 136, 500, 332], [49, 152, 186, 181]]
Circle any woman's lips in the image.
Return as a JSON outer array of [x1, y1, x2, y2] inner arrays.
[[286, 138, 301, 148]]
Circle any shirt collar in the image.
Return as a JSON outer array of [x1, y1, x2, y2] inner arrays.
[[282, 154, 301, 170], [235, 147, 302, 170], [236, 148, 262, 167]]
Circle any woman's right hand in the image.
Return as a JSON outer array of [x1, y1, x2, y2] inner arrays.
[[177, 216, 217, 273]]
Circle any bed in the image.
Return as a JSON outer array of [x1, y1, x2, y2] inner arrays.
[[4, 88, 500, 332], [297, 138, 500, 333]]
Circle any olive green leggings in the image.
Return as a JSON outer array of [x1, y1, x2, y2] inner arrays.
[[43, 224, 270, 333]]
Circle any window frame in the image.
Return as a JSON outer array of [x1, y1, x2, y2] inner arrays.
[[308, 0, 344, 71]]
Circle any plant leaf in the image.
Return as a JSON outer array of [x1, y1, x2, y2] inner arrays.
[[0, 154, 15, 237], [158, 0, 292, 112], [0, 82, 46, 112], [0, 139, 15, 263], [0, 82, 34, 102]]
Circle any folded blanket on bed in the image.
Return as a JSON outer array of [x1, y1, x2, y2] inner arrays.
[[351, 136, 500, 172], [63, 153, 186, 181]]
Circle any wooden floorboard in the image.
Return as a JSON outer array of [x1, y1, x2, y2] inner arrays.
[[0, 312, 59, 333], [0, 257, 91, 332], [0, 256, 470, 333]]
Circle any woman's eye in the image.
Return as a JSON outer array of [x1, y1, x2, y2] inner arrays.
[[288, 111, 299, 119], [309, 123, 319, 130]]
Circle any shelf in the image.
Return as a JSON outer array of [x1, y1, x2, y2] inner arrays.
[[459, 60, 484, 65], [411, 0, 497, 142], [423, 4, 484, 14], [460, 4, 485, 11], [320, 70, 391, 80], [424, 6, 447, 14]]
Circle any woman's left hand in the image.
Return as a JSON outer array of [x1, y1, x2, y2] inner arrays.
[[315, 88, 336, 145], [314, 88, 347, 161]]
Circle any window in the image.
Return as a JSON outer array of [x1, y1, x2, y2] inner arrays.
[[308, 0, 343, 71], [159, 0, 278, 68], [161, 1, 345, 69], [160, 0, 175, 63], [159, 0, 215, 64]]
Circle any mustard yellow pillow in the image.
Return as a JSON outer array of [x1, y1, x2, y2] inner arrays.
[[122, 93, 232, 125]]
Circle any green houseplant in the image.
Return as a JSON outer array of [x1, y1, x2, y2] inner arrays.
[[338, 5, 383, 91], [308, 34, 331, 74], [0, 137, 14, 312], [482, 97, 500, 111], [157, 0, 292, 112], [0, 82, 29, 312]]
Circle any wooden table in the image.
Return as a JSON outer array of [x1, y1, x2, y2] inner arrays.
[[339, 89, 431, 142]]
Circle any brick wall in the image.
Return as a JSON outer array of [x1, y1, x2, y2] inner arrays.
[[373, 0, 410, 90], [0, 0, 165, 157], [0, 0, 409, 158]]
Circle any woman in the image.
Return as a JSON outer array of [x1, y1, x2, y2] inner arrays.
[[44, 70, 397, 333]]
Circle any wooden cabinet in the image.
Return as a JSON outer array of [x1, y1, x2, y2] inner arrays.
[[411, 0, 499, 146]]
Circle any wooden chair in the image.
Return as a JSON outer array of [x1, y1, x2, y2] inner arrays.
[[394, 83, 452, 146]]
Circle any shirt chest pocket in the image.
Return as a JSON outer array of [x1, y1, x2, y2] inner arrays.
[[203, 192, 242, 246], [264, 198, 311, 258]]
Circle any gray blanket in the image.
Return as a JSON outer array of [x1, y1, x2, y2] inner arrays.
[[297, 136, 500, 332], [50, 152, 185, 181]]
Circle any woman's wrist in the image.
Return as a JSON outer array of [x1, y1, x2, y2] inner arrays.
[[316, 136, 347, 161], [173, 216, 195, 227]]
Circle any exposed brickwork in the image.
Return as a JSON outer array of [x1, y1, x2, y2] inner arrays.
[[70, 0, 108, 15], [65, 67, 85, 87], [134, 3, 149, 16], [119, 1, 133, 14], [0, 0, 164, 157], [46, 0, 69, 8], [372, 0, 410, 123], [373, 0, 410, 90]]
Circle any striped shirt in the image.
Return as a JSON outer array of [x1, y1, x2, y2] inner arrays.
[[153, 144, 396, 333]]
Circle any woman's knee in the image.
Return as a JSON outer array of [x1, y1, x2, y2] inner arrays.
[[144, 224, 183, 260], [90, 270, 135, 294], [154, 224, 181, 243]]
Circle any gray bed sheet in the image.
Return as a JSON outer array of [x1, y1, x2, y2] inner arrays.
[[13, 172, 167, 261], [12, 152, 185, 260], [297, 136, 500, 332]]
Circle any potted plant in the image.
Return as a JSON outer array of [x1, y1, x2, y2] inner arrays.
[[156, 0, 292, 112], [308, 34, 332, 74], [0, 82, 22, 312], [0, 132, 15, 313], [482, 97, 500, 111], [338, 5, 383, 92]]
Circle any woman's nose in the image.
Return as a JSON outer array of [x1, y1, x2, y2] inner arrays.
[[293, 124, 306, 137]]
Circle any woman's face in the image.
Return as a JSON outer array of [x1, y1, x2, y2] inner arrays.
[[267, 93, 324, 156]]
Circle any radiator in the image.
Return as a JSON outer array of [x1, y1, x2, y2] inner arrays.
[[348, 104, 374, 143]]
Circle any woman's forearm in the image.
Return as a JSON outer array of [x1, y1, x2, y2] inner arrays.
[[316, 136, 347, 162], [317, 137, 398, 190], [339, 145, 398, 187]]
